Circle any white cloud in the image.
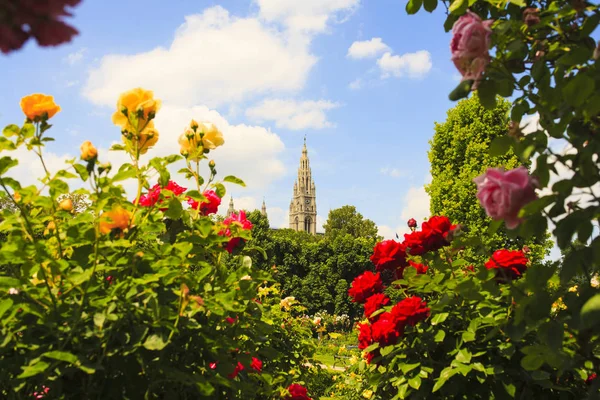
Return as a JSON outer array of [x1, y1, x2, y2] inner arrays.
[[377, 51, 432, 79], [256, 0, 359, 33], [246, 99, 340, 130], [347, 37, 390, 59], [380, 167, 406, 178], [348, 78, 362, 90], [65, 48, 87, 65], [83, 6, 318, 108]]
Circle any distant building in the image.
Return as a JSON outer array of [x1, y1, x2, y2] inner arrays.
[[288, 137, 317, 235]]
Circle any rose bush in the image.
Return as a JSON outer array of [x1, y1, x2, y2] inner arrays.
[[0, 90, 317, 399]]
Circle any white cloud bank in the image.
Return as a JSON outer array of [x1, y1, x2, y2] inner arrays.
[[246, 99, 340, 130], [347, 37, 390, 59], [377, 179, 431, 240], [377, 51, 432, 79]]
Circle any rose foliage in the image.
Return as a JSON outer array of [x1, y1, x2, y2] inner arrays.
[[0, 90, 316, 399]]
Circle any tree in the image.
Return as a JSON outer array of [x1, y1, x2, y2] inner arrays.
[[426, 95, 551, 262], [323, 205, 379, 241]]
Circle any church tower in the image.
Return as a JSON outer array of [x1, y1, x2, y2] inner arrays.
[[289, 137, 317, 234]]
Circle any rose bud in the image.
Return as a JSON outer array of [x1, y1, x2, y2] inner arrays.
[[80, 140, 98, 161], [59, 198, 73, 212]]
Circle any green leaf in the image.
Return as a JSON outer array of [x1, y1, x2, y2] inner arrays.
[[431, 312, 449, 325], [380, 345, 394, 356], [503, 383, 516, 397], [112, 167, 137, 182], [581, 294, 600, 329], [462, 331, 476, 342], [408, 375, 422, 390], [0, 156, 18, 175], [449, 80, 472, 101], [0, 298, 14, 319], [521, 354, 544, 371], [456, 348, 472, 363], [0, 137, 16, 151], [448, 0, 467, 13], [406, 0, 423, 14], [563, 74, 595, 107], [434, 330, 446, 342], [42, 351, 78, 364], [223, 175, 246, 187], [214, 183, 226, 198], [73, 163, 89, 181], [477, 80, 497, 109], [17, 361, 50, 378], [0, 277, 21, 287], [3, 124, 19, 138], [423, 0, 437, 12], [165, 198, 183, 220], [489, 136, 513, 156], [401, 362, 420, 374], [143, 334, 167, 350]]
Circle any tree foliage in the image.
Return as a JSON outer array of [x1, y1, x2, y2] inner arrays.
[[426, 95, 550, 262], [323, 205, 379, 241]]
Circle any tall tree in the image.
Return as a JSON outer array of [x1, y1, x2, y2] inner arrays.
[[323, 205, 379, 241], [426, 95, 550, 262]]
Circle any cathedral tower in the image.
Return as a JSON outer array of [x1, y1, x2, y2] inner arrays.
[[289, 137, 317, 234]]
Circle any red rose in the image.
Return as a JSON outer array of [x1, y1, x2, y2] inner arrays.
[[137, 181, 187, 210], [370, 240, 407, 271], [250, 357, 262, 373], [391, 296, 430, 327], [286, 383, 312, 400], [371, 312, 403, 346], [31, 19, 78, 47], [188, 189, 221, 216], [348, 271, 384, 303], [402, 230, 428, 256], [586, 372, 597, 385], [219, 211, 253, 253], [209, 362, 217, 370], [364, 293, 390, 321], [357, 322, 373, 350], [407, 218, 417, 228], [228, 361, 244, 379], [464, 265, 475, 274], [364, 349, 380, 364], [225, 316, 237, 325], [485, 249, 528, 282], [421, 216, 456, 251]]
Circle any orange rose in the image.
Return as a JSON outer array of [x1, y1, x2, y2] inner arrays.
[[99, 206, 132, 235], [122, 122, 159, 155], [20, 94, 61, 121], [59, 198, 73, 212], [80, 141, 98, 161]]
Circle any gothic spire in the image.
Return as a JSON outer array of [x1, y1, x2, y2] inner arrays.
[[261, 199, 267, 217], [227, 197, 235, 217]]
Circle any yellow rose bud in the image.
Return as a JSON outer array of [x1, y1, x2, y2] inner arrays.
[[112, 88, 161, 131], [20, 93, 61, 121], [44, 220, 57, 236], [59, 198, 73, 212], [80, 140, 98, 161], [190, 119, 199, 130], [209, 160, 216, 168], [13, 192, 21, 202]]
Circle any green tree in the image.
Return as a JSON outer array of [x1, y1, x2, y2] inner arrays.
[[323, 205, 379, 241], [426, 95, 550, 262]]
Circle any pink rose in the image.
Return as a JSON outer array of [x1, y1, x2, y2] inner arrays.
[[473, 166, 538, 229], [450, 11, 494, 86]]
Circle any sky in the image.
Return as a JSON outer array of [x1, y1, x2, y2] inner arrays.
[[0, 0, 465, 238]]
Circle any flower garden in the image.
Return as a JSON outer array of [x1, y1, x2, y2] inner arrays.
[[1, 0, 599, 399]]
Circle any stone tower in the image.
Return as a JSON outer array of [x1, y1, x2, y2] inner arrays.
[[227, 197, 235, 217], [289, 137, 317, 234], [261, 199, 267, 218]]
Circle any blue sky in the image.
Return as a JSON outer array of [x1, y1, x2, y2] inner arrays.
[[0, 0, 463, 236]]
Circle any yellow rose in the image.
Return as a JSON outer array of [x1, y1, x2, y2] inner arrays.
[[112, 88, 161, 132], [20, 93, 61, 121], [44, 221, 57, 236], [80, 140, 98, 161], [363, 390, 373, 399], [59, 198, 73, 212], [99, 206, 132, 235], [199, 122, 224, 150]]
